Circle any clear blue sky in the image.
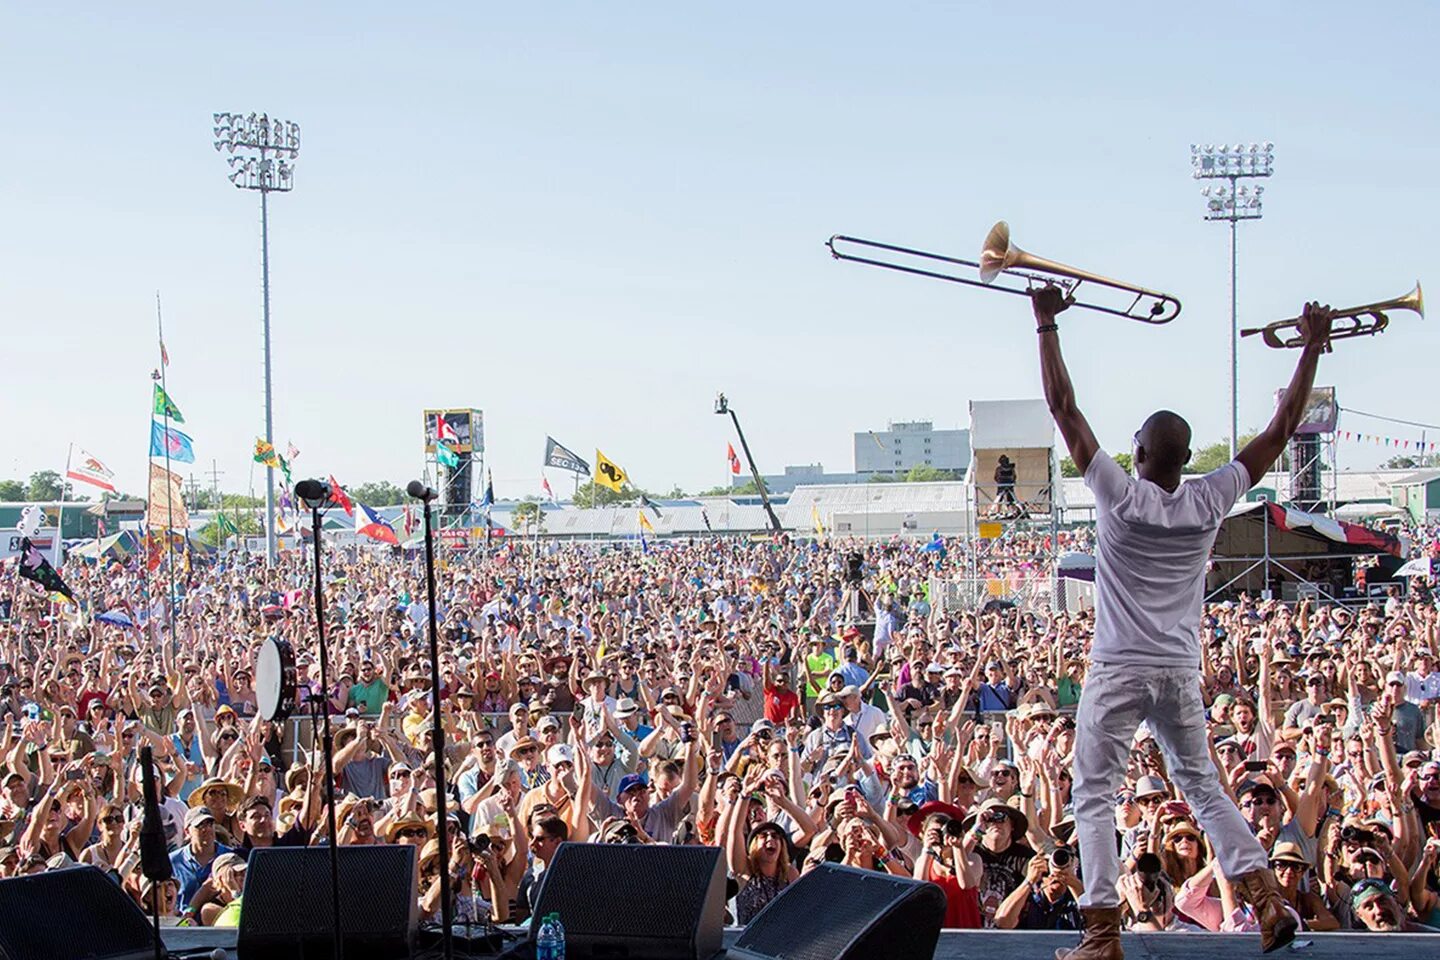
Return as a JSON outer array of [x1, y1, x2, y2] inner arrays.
[[4, 3, 1437, 501]]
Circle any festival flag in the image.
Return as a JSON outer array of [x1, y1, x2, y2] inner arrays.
[[402, 503, 417, 538], [637, 510, 655, 534], [436, 442, 460, 470], [149, 422, 195, 463], [152, 384, 185, 424], [145, 463, 189, 530], [727, 443, 741, 476], [160, 339, 169, 367], [811, 503, 826, 540], [67, 448, 117, 493], [17, 537, 75, 601], [253, 438, 281, 469], [479, 471, 494, 510], [277, 455, 293, 487], [700, 507, 713, 532], [543, 437, 589, 475], [594, 450, 628, 492], [541, 475, 555, 503], [328, 476, 354, 516], [216, 512, 238, 539], [355, 502, 400, 545], [436, 415, 460, 445], [285, 442, 301, 462], [639, 493, 662, 518]]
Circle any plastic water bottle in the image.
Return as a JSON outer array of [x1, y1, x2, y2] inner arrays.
[[550, 913, 566, 959], [536, 912, 565, 960]]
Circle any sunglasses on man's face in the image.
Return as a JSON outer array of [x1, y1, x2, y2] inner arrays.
[[396, 828, 428, 840]]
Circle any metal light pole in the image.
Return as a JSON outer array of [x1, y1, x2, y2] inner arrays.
[[715, 392, 783, 534], [1191, 142, 1274, 459], [213, 112, 300, 564]]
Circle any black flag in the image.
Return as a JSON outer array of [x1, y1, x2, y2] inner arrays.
[[18, 538, 74, 601], [543, 436, 590, 476]]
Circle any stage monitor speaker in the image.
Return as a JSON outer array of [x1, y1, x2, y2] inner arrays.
[[529, 842, 726, 960], [729, 863, 946, 960], [0, 865, 159, 960], [238, 845, 419, 960]]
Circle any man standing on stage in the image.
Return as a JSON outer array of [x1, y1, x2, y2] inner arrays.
[[1032, 285, 1332, 959]]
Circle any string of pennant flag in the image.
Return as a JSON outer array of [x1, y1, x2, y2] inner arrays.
[[1338, 430, 1437, 450]]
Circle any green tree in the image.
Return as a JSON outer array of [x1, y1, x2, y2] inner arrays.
[[903, 465, 957, 483], [221, 493, 264, 509], [0, 479, 25, 501], [197, 511, 261, 547], [695, 480, 760, 497], [27, 471, 63, 501], [1382, 454, 1440, 470], [1185, 433, 1259, 474], [573, 481, 659, 509], [867, 474, 898, 483], [348, 481, 407, 506], [1113, 452, 1133, 474], [511, 498, 544, 531]]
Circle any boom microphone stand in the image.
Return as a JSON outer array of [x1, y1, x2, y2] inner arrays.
[[296, 479, 344, 960], [407, 480, 455, 960]]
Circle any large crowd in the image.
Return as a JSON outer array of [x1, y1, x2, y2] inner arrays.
[[1, 529, 1439, 935]]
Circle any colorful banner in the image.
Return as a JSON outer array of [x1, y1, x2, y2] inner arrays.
[[145, 463, 189, 531]]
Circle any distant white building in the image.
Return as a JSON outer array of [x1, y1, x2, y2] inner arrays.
[[854, 421, 970, 479]]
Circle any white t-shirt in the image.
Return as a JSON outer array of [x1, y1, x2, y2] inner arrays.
[[1086, 452, 1250, 669]]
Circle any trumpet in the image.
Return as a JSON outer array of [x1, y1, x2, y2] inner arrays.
[[826, 220, 1182, 324], [1240, 283, 1424, 349]]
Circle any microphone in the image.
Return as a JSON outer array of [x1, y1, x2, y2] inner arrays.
[[407, 480, 437, 502], [294, 479, 332, 504], [138, 746, 172, 883]]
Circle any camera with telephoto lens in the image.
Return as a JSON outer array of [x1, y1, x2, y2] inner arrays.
[[1134, 851, 1164, 890], [943, 819, 966, 840], [469, 834, 491, 854], [1049, 846, 1073, 869]]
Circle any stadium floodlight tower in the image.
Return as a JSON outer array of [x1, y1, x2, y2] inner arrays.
[[1191, 141, 1274, 459], [213, 112, 300, 564]]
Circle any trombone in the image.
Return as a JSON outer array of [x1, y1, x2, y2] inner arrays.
[[1240, 284, 1424, 349], [826, 221, 1182, 324]]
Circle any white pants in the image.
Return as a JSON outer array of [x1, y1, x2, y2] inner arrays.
[[1072, 662, 1269, 908]]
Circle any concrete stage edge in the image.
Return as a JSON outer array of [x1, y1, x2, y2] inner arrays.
[[161, 925, 1429, 959]]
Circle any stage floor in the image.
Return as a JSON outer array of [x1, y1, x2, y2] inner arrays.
[[161, 925, 1431, 959]]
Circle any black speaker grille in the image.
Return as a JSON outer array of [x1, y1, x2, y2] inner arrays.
[[239, 845, 418, 959], [0, 866, 157, 960], [531, 843, 724, 952], [731, 864, 946, 960]]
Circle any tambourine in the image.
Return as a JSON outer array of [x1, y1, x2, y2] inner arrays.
[[255, 635, 298, 722]]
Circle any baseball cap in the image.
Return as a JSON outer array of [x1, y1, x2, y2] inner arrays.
[[535, 715, 561, 732], [1385, 671, 1406, 686], [546, 743, 575, 767], [615, 774, 648, 796], [185, 806, 217, 829]]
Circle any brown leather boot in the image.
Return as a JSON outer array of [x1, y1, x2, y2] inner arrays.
[[1055, 907, 1123, 960], [1233, 868, 1298, 952]]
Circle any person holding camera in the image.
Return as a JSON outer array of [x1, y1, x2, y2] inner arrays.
[[911, 805, 983, 928], [994, 846, 1083, 930]]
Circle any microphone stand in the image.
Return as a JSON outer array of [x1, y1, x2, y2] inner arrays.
[[305, 494, 344, 960], [413, 486, 455, 960]]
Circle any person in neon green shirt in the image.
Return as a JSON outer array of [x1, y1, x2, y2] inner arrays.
[[803, 635, 837, 701]]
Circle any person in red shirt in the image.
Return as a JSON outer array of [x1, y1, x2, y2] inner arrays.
[[761, 661, 799, 724]]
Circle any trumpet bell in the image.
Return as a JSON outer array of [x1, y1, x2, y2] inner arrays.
[[979, 221, 1014, 283], [1406, 281, 1424, 319]]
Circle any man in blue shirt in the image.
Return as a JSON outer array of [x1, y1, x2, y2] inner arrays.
[[976, 660, 1017, 712], [171, 807, 232, 916]]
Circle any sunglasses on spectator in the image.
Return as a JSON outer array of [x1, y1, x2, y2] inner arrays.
[[396, 828, 428, 840], [1137, 796, 1163, 807], [101, 815, 124, 825], [390, 770, 412, 780]]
